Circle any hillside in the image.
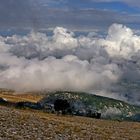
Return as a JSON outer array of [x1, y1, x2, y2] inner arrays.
[[0, 89, 43, 103], [0, 105, 140, 140], [0, 89, 140, 121], [39, 91, 140, 121]]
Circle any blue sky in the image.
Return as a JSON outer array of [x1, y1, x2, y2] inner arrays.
[[0, 0, 140, 31]]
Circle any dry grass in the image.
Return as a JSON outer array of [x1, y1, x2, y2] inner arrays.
[[0, 91, 43, 103], [0, 105, 140, 140], [0, 91, 140, 139]]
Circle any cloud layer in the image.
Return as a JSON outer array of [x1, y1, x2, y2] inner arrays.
[[0, 23, 140, 104]]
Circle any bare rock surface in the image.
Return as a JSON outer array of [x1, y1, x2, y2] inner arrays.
[[0, 105, 140, 140]]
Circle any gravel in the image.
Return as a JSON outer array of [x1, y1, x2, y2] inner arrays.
[[0, 106, 140, 140]]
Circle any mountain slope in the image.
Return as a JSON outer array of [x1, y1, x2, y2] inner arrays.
[[39, 91, 140, 121], [0, 105, 140, 140]]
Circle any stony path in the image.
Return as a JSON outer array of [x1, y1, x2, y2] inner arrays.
[[0, 106, 140, 140]]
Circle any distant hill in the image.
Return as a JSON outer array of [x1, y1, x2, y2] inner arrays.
[[0, 88, 140, 121], [39, 91, 140, 121]]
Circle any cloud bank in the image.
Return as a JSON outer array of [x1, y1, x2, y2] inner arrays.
[[0, 23, 140, 104]]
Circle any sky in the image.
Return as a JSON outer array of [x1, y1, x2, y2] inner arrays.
[[0, 0, 140, 31], [1, 0, 140, 105]]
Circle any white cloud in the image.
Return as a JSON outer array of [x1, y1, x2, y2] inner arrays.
[[0, 23, 140, 104]]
